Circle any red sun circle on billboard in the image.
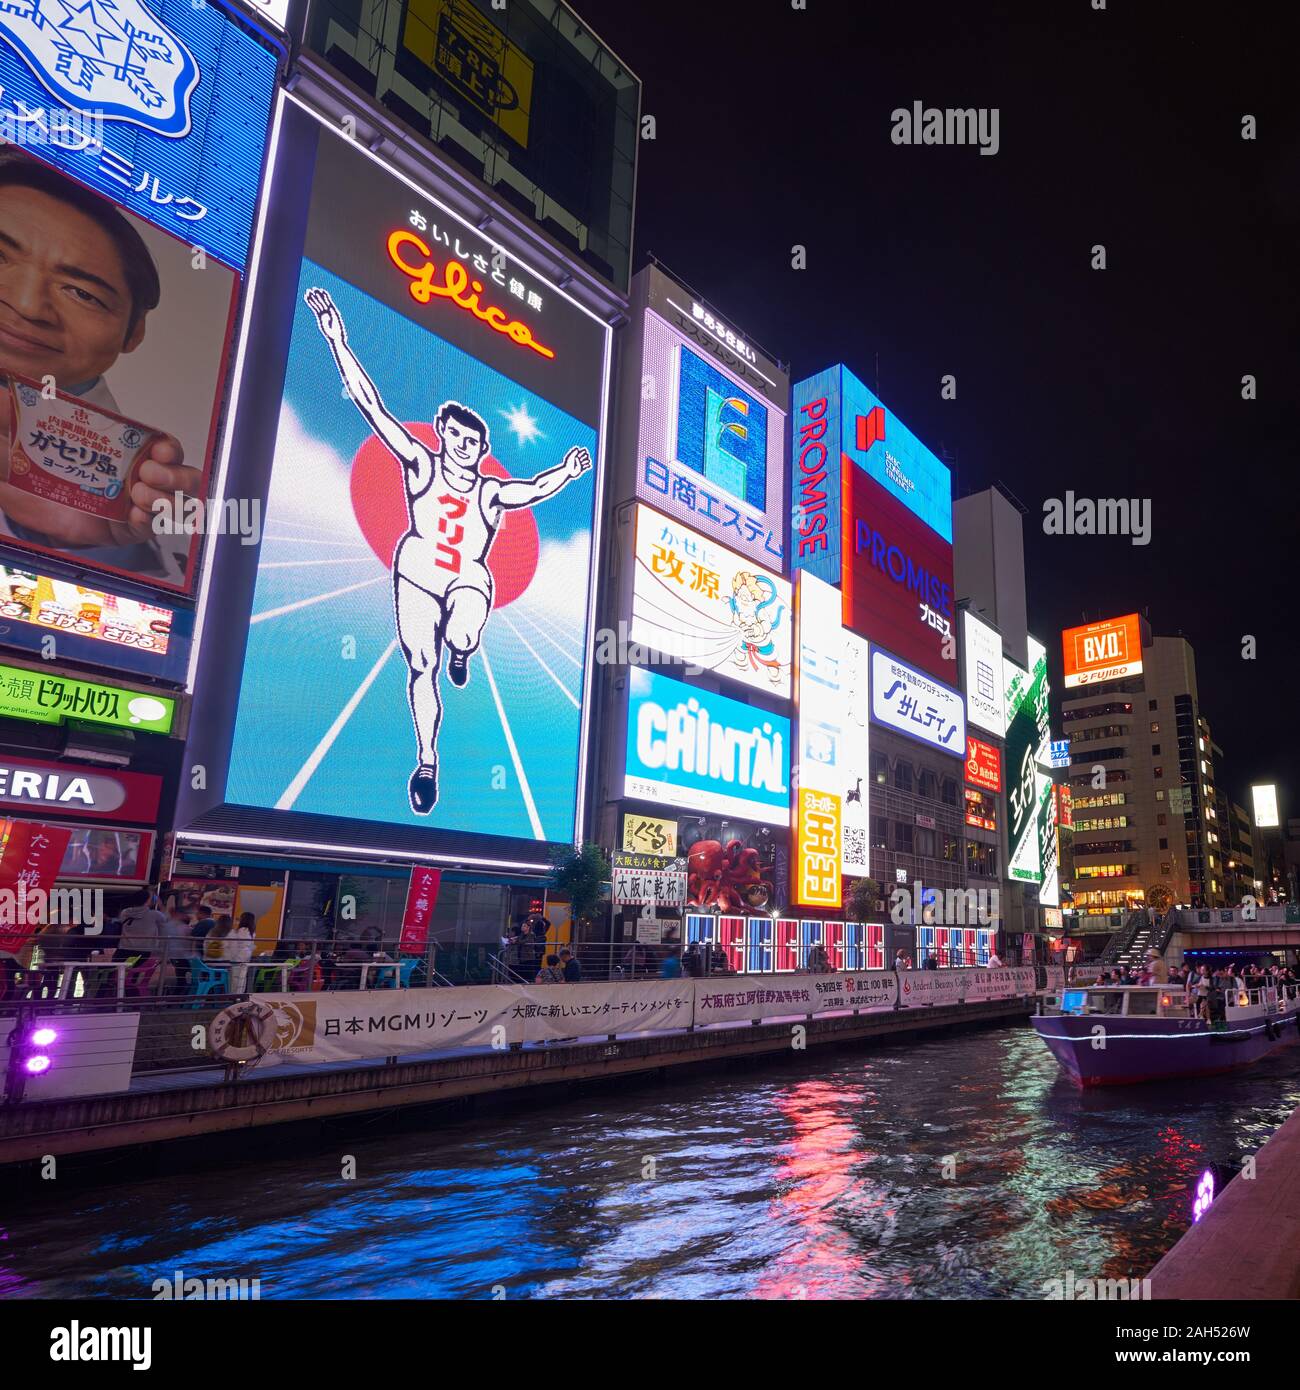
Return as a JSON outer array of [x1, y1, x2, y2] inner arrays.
[[349, 422, 540, 607]]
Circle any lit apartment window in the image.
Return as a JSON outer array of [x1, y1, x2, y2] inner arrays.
[[1150, 722, 1159, 732], [1156, 790, 1165, 801], [1161, 862, 1171, 875]]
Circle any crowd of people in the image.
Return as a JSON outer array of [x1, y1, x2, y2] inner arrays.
[[4, 889, 413, 999], [1086, 953, 1299, 1023]]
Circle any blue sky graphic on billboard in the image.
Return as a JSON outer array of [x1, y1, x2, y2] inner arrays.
[[792, 363, 953, 587], [676, 346, 767, 514], [226, 266, 599, 841], [842, 369, 952, 542], [0, 0, 276, 269], [623, 667, 790, 825]]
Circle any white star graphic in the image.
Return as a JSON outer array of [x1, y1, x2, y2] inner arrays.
[[56, 0, 124, 59], [500, 401, 543, 447]]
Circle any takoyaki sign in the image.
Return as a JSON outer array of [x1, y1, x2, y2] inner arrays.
[[612, 851, 687, 907]]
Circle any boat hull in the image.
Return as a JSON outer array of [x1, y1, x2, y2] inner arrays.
[[1032, 1008, 1299, 1087]]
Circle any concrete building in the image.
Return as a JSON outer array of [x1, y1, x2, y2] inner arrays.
[[1216, 794, 1259, 906], [954, 485, 1029, 668], [1062, 632, 1225, 914]]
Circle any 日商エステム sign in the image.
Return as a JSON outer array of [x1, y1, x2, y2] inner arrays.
[[633, 266, 788, 569]]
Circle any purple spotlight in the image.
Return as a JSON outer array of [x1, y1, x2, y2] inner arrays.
[[31, 1027, 56, 1047], [23, 1055, 51, 1076], [1192, 1168, 1215, 1222]]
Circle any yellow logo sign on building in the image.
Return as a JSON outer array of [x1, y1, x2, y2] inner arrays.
[[622, 814, 678, 857], [403, 0, 534, 149]]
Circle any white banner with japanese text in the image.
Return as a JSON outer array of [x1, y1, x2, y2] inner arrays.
[[242, 980, 696, 1065], [898, 966, 1035, 1008], [693, 971, 900, 1026], [227, 968, 1034, 1067]]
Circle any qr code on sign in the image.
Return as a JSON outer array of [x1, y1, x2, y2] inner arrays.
[[843, 827, 867, 868]]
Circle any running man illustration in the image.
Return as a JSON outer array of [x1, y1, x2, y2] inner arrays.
[[305, 288, 592, 814], [728, 571, 785, 686]]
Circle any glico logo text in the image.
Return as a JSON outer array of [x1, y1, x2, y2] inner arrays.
[[385, 230, 555, 359], [853, 518, 952, 619]]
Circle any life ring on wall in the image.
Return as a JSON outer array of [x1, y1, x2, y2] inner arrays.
[[210, 1000, 277, 1063]]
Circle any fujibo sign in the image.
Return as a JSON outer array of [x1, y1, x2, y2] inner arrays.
[[623, 667, 790, 825], [0, 662, 175, 734]]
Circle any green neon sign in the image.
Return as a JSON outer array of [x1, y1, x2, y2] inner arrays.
[[0, 662, 175, 734]]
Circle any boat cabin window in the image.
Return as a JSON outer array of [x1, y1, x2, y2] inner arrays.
[[1126, 991, 1159, 1016], [1085, 990, 1125, 1014]]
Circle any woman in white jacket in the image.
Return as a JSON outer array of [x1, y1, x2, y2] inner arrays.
[[214, 911, 256, 993]]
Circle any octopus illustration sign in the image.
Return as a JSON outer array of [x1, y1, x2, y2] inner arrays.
[[630, 505, 791, 699], [223, 112, 609, 848]]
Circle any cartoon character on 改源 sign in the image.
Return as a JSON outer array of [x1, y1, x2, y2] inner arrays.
[[728, 570, 784, 686]]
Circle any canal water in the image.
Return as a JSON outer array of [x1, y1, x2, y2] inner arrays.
[[4, 1023, 1298, 1299]]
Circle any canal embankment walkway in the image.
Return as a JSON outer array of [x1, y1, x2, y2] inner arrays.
[[1149, 1099, 1300, 1299]]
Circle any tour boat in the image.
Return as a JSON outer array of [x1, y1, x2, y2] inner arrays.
[[1031, 982, 1300, 1087]]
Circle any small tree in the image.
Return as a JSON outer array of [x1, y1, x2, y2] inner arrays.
[[847, 876, 882, 925], [549, 842, 610, 929]]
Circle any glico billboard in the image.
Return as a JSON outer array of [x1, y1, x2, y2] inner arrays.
[[220, 102, 610, 852], [0, 0, 278, 595], [792, 364, 955, 682], [1061, 612, 1143, 688], [625, 265, 788, 569]]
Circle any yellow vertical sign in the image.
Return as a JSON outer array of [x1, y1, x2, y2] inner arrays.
[[796, 785, 841, 908]]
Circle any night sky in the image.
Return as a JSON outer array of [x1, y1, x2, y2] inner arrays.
[[576, 0, 1298, 813]]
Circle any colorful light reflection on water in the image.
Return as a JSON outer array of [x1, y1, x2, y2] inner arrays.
[[1, 1027, 1296, 1299]]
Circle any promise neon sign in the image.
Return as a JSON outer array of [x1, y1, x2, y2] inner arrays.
[[385, 230, 557, 359]]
